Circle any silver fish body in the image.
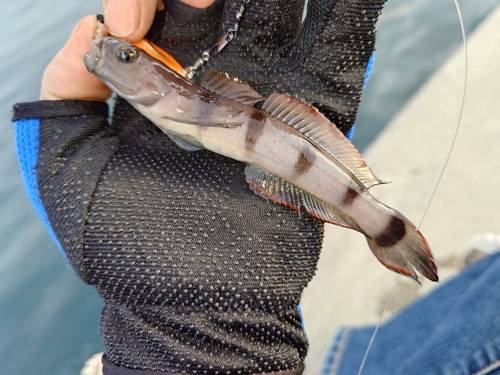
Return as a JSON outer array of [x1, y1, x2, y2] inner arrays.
[[85, 37, 438, 282]]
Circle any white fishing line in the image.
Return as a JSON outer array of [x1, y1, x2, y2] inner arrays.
[[357, 275, 401, 374], [356, 1, 468, 374], [417, 0, 468, 230]]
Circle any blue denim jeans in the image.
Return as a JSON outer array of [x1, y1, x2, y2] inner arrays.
[[321, 252, 500, 375]]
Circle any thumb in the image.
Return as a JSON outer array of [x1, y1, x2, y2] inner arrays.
[[40, 16, 111, 101], [104, 0, 164, 41]]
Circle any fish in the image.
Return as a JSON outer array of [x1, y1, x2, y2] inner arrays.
[[84, 37, 438, 282]]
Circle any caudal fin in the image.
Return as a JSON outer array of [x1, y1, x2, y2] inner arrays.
[[366, 216, 438, 282]]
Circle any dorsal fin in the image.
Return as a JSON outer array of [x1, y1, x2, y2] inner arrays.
[[245, 166, 363, 231], [201, 71, 265, 106], [261, 93, 385, 189]]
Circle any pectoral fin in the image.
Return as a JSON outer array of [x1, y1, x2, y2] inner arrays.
[[165, 133, 203, 151], [161, 115, 242, 128]]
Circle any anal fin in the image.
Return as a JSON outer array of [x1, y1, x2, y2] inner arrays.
[[244, 166, 362, 232]]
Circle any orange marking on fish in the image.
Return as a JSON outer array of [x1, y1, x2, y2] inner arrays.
[[133, 39, 186, 77], [373, 255, 419, 282]]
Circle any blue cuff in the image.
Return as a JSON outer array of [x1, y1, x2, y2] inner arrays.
[[14, 119, 66, 259], [346, 51, 375, 142], [363, 52, 376, 90]]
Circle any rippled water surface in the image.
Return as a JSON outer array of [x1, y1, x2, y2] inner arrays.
[[1, 1, 499, 374]]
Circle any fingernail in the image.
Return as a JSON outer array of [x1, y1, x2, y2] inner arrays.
[[105, 0, 141, 38]]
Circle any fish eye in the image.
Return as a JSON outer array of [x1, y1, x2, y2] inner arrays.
[[117, 44, 139, 63]]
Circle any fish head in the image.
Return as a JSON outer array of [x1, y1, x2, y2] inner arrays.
[[84, 37, 176, 106]]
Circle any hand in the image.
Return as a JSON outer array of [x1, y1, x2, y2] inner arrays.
[[29, 0, 386, 373], [39, 0, 213, 101]]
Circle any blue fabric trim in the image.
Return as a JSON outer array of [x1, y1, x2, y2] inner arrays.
[[14, 119, 67, 259], [363, 52, 375, 90], [346, 52, 375, 142], [297, 303, 306, 332], [346, 126, 355, 141]]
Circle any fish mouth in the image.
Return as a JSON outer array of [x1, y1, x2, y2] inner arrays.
[[84, 38, 104, 73]]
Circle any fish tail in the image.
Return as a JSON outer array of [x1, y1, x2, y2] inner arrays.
[[365, 215, 438, 282]]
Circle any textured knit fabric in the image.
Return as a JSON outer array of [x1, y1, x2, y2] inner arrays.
[[90, 99, 322, 373], [12, 0, 386, 374], [13, 101, 117, 280], [103, 356, 304, 375]]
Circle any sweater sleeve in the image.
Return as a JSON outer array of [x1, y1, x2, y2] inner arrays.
[[12, 100, 120, 282]]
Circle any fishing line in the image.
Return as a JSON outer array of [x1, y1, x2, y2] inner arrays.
[[417, 0, 468, 230], [357, 276, 400, 374], [357, 1, 468, 374]]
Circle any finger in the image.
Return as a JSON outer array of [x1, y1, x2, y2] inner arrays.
[[104, 0, 164, 41], [180, 0, 216, 8], [40, 16, 111, 101]]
